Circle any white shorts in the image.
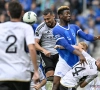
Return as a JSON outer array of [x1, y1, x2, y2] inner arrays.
[[54, 55, 71, 77]]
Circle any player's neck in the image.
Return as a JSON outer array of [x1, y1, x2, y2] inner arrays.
[[60, 21, 68, 26], [10, 18, 21, 22]]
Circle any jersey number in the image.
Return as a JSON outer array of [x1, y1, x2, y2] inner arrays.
[[6, 35, 17, 53], [72, 67, 85, 76]]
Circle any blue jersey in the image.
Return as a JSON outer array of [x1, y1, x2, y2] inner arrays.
[[32, 24, 38, 32], [53, 24, 94, 67]]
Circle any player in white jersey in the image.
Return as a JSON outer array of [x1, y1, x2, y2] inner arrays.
[[35, 9, 59, 89], [23, 12, 47, 90], [0, 1, 39, 90], [59, 42, 100, 90], [30, 66, 46, 90]]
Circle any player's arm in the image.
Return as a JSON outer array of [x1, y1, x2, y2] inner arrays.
[[72, 45, 83, 52], [76, 25, 100, 41], [33, 79, 46, 90], [53, 28, 87, 64], [38, 79, 46, 88], [35, 27, 51, 57], [80, 74, 97, 88], [35, 39, 45, 52], [25, 25, 39, 83]]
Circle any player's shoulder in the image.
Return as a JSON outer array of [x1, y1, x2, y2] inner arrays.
[[0, 21, 32, 28], [69, 24, 80, 30], [19, 22, 33, 28], [69, 24, 78, 27], [35, 22, 45, 32], [0, 22, 9, 27]]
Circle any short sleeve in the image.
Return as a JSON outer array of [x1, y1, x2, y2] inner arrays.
[[25, 25, 35, 45], [82, 50, 96, 62], [82, 50, 92, 58], [35, 26, 43, 39]]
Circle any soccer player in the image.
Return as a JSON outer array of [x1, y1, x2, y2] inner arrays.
[[30, 65, 46, 90], [60, 42, 99, 90], [23, 11, 46, 90], [52, 6, 100, 90], [35, 9, 59, 89], [0, 1, 39, 90]]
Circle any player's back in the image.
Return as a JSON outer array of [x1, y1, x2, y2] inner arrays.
[[60, 55, 97, 88], [0, 21, 33, 81]]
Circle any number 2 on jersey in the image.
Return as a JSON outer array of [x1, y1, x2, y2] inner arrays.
[[6, 35, 17, 53], [72, 67, 85, 76]]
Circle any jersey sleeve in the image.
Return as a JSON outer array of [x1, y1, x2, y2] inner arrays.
[[35, 26, 43, 39], [81, 50, 96, 61], [75, 25, 94, 41], [25, 25, 35, 45], [53, 27, 75, 53], [82, 50, 92, 58], [84, 74, 98, 83]]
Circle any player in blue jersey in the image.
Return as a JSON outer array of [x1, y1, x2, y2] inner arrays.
[[52, 6, 100, 90]]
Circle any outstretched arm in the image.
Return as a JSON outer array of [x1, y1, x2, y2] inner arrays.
[[72, 45, 83, 52], [78, 29, 100, 41], [79, 74, 97, 88], [54, 45, 83, 52]]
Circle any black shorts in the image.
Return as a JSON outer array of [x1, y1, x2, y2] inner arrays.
[[60, 84, 76, 90], [40, 53, 59, 73], [0, 81, 30, 90]]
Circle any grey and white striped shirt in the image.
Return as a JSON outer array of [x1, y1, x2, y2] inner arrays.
[[35, 21, 59, 55]]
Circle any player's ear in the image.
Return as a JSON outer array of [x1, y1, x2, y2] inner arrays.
[[59, 14, 62, 19], [52, 14, 55, 19], [21, 10, 24, 17], [7, 10, 10, 17]]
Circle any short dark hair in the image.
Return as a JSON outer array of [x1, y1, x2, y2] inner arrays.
[[57, 6, 70, 15], [43, 9, 54, 15], [8, 1, 23, 18]]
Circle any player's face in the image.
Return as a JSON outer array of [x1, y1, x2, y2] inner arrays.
[[60, 10, 71, 23], [78, 43, 86, 51], [96, 59, 100, 71], [43, 13, 55, 27]]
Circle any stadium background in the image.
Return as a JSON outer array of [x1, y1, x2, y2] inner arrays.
[[0, 0, 100, 90]]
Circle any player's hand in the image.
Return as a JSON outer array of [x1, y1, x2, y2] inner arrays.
[[32, 71, 40, 84], [79, 54, 87, 65], [96, 35, 100, 40], [33, 83, 41, 90], [54, 45, 65, 49], [42, 49, 51, 57]]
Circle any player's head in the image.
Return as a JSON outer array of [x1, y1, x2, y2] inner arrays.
[[7, 1, 23, 19], [43, 9, 55, 28], [96, 58, 100, 71], [57, 6, 71, 23], [78, 42, 88, 51]]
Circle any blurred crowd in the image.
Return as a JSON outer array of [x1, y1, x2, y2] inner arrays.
[[0, 0, 100, 55]]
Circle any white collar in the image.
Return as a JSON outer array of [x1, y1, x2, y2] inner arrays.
[[58, 24, 70, 30]]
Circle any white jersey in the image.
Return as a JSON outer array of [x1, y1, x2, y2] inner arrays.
[[30, 67, 46, 90], [60, 50, 98, 87], [84, 74, 100, 90], [35, 21, 59, 55], [0, 21, 35, 81]]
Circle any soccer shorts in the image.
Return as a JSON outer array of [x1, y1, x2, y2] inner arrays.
[[40, 53, 59, 73], [60, 84, 76, 90], [0, 81, 30, 90], [54, 55, 71, 77]]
